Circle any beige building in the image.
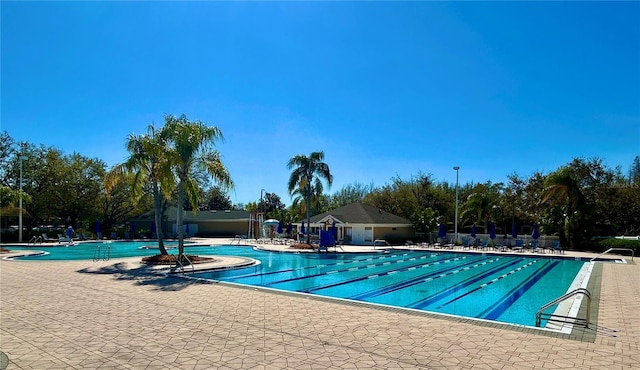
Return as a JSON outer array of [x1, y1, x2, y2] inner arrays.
[[297, 202, 415, 245]]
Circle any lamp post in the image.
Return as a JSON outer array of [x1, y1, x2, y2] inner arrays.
[[453, 166, 460, 245], [19, 155, 27, 242]]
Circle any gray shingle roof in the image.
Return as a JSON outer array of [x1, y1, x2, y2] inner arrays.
[[305, 202, 411, 225]]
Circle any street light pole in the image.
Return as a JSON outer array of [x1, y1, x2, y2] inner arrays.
[[19, 155, 27, 242], [453, 166, 460, 245]]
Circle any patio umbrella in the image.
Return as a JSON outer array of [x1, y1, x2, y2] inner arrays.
[[131, 222, 135, 234], [300, 222, 305, 235], [95, 220, 100, 233], [438, 223, 446, 238], [287, 223, 292, 234], [470, 224, 477, 238], [531, 222, 540, 240], [185, 223, 190, 237], [277, 220, 283, 234], [331, 220, 337, 238], [66, 226, 73, 239], [150, 221, 155, 233], [511, 223, 518, 239], [489, 222, 496, 240]]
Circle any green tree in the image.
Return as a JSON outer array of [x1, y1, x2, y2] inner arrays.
[[105, 125, 174, 254], [162, 114, 233, 258], [287, 151, 333, 244], [629, 155, 640, 185], [461, 182, 503, 233], [329, 182, 374, 209], [200, 186, 233, 210], [541, 166, 586, 249]]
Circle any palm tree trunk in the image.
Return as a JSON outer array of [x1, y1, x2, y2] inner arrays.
[[177, 181, 185, 257], [152, 182, 167, 255], [306, 182, 311, 246]]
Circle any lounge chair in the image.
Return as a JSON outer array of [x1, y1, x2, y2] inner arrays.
[[512, 239, 524, 252], [41, 233, 58, 243], [57, 234, 73, 243], [110, 231, 117, 239], [551, 240, 564, 254], [530, 239, 543, 253], [97, 231, 104, 240], [478, 239, 490, 251]]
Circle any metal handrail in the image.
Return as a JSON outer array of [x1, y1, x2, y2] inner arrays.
[[591, 247, 634, 262], [93, 246, 101, 262], [536, 288, 591, 328], [174, 253, 195, 273]]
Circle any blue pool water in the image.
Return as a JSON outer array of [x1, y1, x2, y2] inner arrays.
[[192, 247, 587, 328], [4, 243, 588, 327], [4, 241, 183, 260]]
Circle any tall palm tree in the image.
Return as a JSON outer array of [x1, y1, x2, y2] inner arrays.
[[105, 125, 174, 254], [287, 151, 333, 245], [542, 167, 586, 248], [162, 114, 233, 258]]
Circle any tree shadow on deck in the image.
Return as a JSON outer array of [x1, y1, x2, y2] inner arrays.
[[76, 261, 213, 292]]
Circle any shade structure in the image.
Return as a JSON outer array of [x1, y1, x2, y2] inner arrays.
[[470, 224, 477, 238], [95, 220, 100, 233], [511, 223, 518, 239], [300, 222, 305, 235], [277, 220, 283, 234], [438, 223, 446, 238], [532, 222, 540, 240], [489, 222, 496, 239]]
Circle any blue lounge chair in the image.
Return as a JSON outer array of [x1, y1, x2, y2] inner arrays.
[[512, 239, 524, 252], [552, 240, 564, 254]]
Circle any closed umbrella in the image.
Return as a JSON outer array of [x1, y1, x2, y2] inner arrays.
[[489, 222, 496, 240], [131, 222, 135, 234], [66, 226, 73, 239], [331, 220, 337, 239], [438, 223, 446, 238], [277, 220, 283, 234], [287, 223, 292, 234], [185, 223, 190, 237], [531, 222, 540, 240], [511, 223, 518, 239], [470, 224, 477, 238], [300, 222, 305, 235]]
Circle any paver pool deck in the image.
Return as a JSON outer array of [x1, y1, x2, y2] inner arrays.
[[1, 239, 638, 369]]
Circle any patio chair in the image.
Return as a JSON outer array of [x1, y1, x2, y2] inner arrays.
[[530, 239, 543, 253], [512, 239, 524, 252], [478, 239, 490, 251], [41, 233, 58, 243], [551, 240, 564, 254]]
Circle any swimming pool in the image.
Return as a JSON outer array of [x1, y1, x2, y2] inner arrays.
[[191, 247, 590, 329], [3, 241, 185, 260], [4, 243, 591, 329]]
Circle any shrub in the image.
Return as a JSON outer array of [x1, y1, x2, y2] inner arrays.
[[594, 238, 640, 256]]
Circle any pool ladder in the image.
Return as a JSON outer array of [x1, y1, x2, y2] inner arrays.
[[93, 245, 111, 262], [535, 288, 591, 328], [173, 254, 195, 274], [590, 248, 634, 262]]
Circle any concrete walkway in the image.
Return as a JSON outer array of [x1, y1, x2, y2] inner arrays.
[[1, 240, 638, 369]]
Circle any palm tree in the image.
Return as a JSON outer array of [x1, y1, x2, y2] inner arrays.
[[287, 151, 333, 245], [161, 114, 233, 258], [542, 167, 586, 248], [105, 125, 174, 254]]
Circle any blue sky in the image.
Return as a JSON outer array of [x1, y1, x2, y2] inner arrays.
[[2, 2, 639, 206]]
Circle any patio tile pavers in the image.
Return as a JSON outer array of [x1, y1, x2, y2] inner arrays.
[[1, 248, 639, 369]]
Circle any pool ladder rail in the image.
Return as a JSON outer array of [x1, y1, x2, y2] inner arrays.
[[172, 254, 195, 274], [28, 236, 44, 245], [536, 288, 591, 329], [93, 244, 111, 262], [591, 247, 634, 262]]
